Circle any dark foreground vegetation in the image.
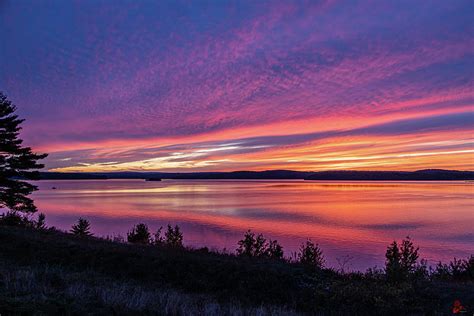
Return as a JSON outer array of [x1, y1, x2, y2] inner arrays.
[[0, 213, 472, 315]]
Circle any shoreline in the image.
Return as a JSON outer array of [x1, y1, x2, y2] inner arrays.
[[0, 224, 472, 315]]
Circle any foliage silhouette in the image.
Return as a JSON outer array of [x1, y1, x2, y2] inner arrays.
[[127, 223, 151, 244], [236, 230, 284, 259], [0, 211, 47, 230], [35, 213, 46, 230], [164, 224, 184, 248], [0, 92, 47, 214], [71, 218, 93, 237], [154, 224, 184, 247], [236, 230, 268, 257], [265, 239, 284, 259], [433, 255, 474, 280], [154, 226, 164, 245], [297, 239, 325, 269], [385, 236, 419, 281], [0, 210, 31, 227]]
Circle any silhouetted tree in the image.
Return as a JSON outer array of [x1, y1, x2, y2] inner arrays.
[[0, 210, 47, 229], [385, 236, 419, 281], [400, 236, 419, 273], [71, 218, 93, 237], [265, 239, 284, 260], [0, 92, 47, 214], [236, 230, 284, 260], [433, 255, 474, 280], [385, 241, 402, 279], [154, 226, 164, 245], [35, 213, 46, 230], [237, 230, 267, 257], [297, 239, 325, 269], [164, 224, 184, 248], [0, 210, 30, 227], [153, 225, 184, 247], [127, 223, 150, 244]]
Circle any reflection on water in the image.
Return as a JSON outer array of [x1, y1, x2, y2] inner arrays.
[[31, 179, 473, 270]]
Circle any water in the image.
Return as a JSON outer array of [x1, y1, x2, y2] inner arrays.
[[31, 179, 473, 271]]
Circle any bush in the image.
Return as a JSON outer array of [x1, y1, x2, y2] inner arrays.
[[265, 239, 284, 260], [237, 230, 267, 257], [153, 224, 184, 248], [0, 211, 49, 231], [433, 256, 473, 280], [236, 230, 284, 260], [71, 218, 93, 237], [0, 211, 31, 227], [154, 226, 164, 245], [127, 223, 150, 244], [385, 236, 419, 281], [35, 213, 46, 230], [164, 224, 184, 248], [297, 239, 325, 269]]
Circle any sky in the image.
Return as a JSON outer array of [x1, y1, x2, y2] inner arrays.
[[1, 0, 473, 172]]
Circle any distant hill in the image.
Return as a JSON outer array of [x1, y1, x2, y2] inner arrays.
[[39, 169, 474, 181], [304, 169, 474, 181], [39, 170, 313, 180]]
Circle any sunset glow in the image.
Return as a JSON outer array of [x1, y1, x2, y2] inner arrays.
[[1, 1, 473, 172], [32, 179, 474, 270]]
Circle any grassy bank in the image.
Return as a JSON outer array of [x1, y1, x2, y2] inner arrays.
[[0, 226, 472, 315]]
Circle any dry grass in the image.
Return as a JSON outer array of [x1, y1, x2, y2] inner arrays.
[[0, 262, 298, 315]]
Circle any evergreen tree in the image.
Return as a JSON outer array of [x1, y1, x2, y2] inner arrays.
[[164, 224, 184, 248], [385, 236, 420, 281], [71, 218, 93, 237], [0, 92, 47, 214], [36, 212, 47, 230], [297, 239, 325, 269], [385, 241, 402, 280], [127, 223, 150, 244]]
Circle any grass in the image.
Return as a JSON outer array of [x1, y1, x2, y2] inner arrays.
[[0, 225, 472, 315], [0, 262, 296, 315]]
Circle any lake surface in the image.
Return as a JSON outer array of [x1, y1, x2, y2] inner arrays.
[[31, 180, 473, 271]]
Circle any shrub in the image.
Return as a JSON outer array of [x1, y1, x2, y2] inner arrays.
[[385, 236, 419, 281], [127, 223, 150, 244], [237, 230, 267, 257], [413, 258, 429, 280], [297, 239, 325, 269], [0, 211, 48, 231], [265, 239, 284, 260], [35, 213, 46, 230], [433, 256, 474, 280], [105, 234, 125, 243], [236, 230, 284, 260], [154, 226, 164, 245], [71, 218, 93, 237], [164, 224, 184, 248], [0, 211, 31, 227], [153, 225, 184, 247]]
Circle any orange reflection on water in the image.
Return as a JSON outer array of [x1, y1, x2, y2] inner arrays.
[[31, 179, 474, 270]]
